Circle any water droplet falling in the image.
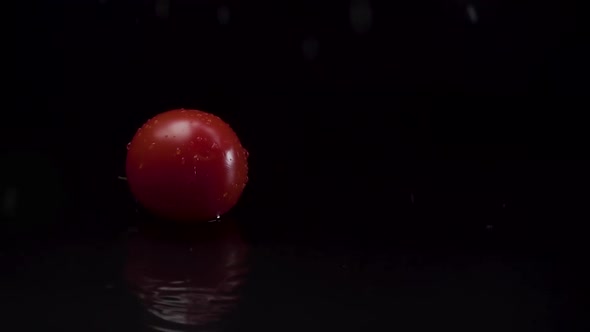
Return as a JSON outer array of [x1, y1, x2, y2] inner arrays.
[[466, 4, 478, 24], [302, 36, 319, 61], [350, 0, 373, 35], [2, 187, 18, 218], [155, 0, 170, 19], [217, 6, 230, 25]]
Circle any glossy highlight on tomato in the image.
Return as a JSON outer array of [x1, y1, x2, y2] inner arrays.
[[126, 109, 249, 222]]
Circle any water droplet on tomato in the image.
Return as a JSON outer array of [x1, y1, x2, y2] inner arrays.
[[127, 143, 131, 150], [148, 142, 156, 149], [154, 119, 159, 124], [139, 163, 144, 169], [223, 192, 228, 198], [245, 150, 250, 157], [193, 166, 197, 175], [181, 157, 185, 165], [245, 176, 249, 182], [176, 148, 181, 155], [189, 140, 195, 146]]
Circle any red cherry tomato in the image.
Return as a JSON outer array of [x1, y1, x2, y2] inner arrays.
[[126, 109, 249, 222]]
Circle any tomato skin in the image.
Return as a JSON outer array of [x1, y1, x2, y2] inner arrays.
[[126, 109, 248, 222]]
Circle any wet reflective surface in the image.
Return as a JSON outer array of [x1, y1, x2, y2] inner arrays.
[[125, 219, 250, 331], [2, 202, 588, 332]]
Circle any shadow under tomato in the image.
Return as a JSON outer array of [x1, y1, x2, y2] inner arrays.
[[124, 218, 251, 331]]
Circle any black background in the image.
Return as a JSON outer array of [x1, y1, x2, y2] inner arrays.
[[1, 0, 588, 331]]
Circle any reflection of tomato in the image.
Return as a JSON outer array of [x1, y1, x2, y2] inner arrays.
[[125, 219, 250, 329], [126, 109, 249, 222]]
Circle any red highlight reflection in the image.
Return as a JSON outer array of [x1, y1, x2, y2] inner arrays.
[[124, 219, 250, 331]]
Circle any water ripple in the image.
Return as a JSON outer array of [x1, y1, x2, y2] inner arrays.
[[125, 219, 251, 331]]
